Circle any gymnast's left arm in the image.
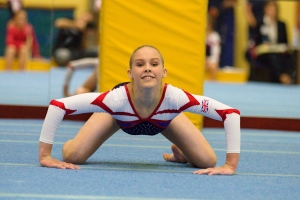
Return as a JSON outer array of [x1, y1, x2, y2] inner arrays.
[[185, 94, 241, 175]]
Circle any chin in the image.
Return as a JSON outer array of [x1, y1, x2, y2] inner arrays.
[[141, 80, 158, 88]]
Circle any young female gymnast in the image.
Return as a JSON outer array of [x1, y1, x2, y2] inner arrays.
[[39, 45, 240, 175]]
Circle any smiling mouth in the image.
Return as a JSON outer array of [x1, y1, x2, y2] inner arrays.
[[142, 75, 154, 79]]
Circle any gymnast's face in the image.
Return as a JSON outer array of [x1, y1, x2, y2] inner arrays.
[[128, 46, 167, 88]]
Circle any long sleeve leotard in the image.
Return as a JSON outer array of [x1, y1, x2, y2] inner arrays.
[[40, 84, 240, 153]]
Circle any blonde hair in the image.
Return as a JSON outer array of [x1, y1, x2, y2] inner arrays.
[[129, 45, 164, 68]]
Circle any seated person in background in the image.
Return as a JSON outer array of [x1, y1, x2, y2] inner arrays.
[[52, 12, 98, 66], [253, 0, 294, 84], [206, 14, 221, 81], [4, 9, 40, 70]]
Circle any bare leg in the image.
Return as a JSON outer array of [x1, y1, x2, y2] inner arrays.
[[5, 45, 16, 71], [62, 113, 120, 164], [162, 113, 217, 168], [18, 45, 28, 70]]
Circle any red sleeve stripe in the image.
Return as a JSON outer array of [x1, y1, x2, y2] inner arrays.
[[91, 92, 114, 114], [178, 91, 201, 111], [50, 100, 76, 115], [215, 109, 240, 122]]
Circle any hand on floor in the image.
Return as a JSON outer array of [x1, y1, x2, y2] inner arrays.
[[40, 156, 80, 170], [193, 164, 235, 175]]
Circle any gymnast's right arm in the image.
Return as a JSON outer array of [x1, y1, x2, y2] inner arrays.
[[38, 92, 107, 169]]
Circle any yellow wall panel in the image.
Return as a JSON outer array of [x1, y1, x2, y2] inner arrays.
[[99, 0, 207, 128], [21, 0, 89, 17]]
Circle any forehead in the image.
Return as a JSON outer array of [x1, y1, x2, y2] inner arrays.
[[133, 47, 161, 59]]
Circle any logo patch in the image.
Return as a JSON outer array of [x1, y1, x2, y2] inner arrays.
[[201, 99, 209, 113]]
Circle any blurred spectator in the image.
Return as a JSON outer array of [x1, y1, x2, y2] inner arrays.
[[295, 0, 300, 84], [63, 57, 99, 97], [215, 0, 237, 68], [246, 0, 266, 41], [61, 2, 101, 96], [92, 0, 102, 12], [208, 0, 222, 26], [206, 14, 221, 81], [52, 12, 98, 66], [293, 1, 300, 48], [245, 0, 266, 67], [7, 0, 23, 19], [253, 0, 294, 84], [4, 10, 40, 70], [297, 1, 300, 30]]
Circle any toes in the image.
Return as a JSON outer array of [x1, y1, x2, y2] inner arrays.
[[163, 153, 176, 162], [171, 145, 188, 163]]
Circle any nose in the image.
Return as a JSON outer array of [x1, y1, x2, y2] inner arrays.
[[144, 63, 151, 72]]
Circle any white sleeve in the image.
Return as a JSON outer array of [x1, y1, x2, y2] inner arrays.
[[183, 94, 240, 153], [39, 93, 105, 144]]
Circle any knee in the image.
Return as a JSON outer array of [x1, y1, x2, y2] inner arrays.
[[191, 151, 217, 169], [62, 140, 86, 164], [18, 47, 28, 56], [205, 153, 217, 168], [5, 46, 16, 55]]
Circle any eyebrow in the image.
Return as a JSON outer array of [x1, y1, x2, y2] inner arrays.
[[134, 58, 160, 62]]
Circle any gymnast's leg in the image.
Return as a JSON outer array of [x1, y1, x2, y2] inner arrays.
[[162, 113, 217, 169], [62, 113, 120, 164]]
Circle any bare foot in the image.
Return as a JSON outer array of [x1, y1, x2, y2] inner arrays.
[[163, 144, 188, 163]]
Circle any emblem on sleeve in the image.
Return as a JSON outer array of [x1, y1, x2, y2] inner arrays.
[[201, 99, 209, 113]]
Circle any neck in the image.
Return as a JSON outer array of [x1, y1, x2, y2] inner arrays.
[[130, 83, 164, 107]]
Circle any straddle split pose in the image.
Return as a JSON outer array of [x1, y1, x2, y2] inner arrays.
[[39, 45, 240, 175]]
